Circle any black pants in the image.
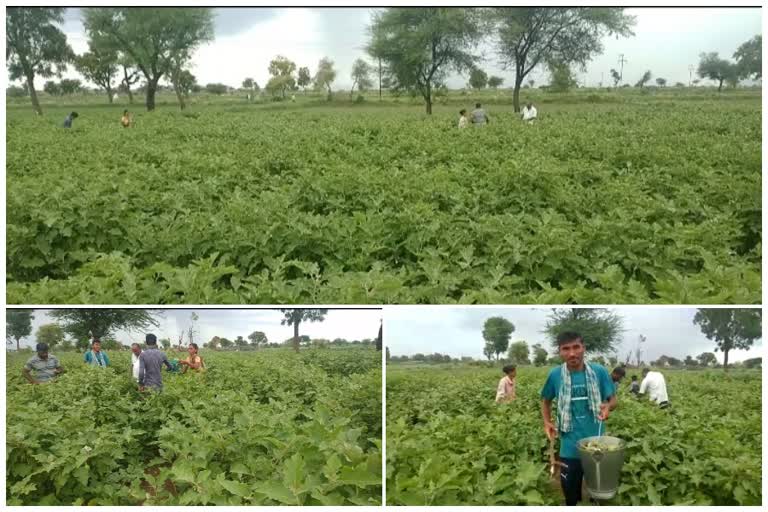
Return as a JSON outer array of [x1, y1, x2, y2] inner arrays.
[[560, 457, 583, 506]]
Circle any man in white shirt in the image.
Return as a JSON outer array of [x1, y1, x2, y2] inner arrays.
[[639, 369, 670, 409], [521, 101, 537, 123], [130, 343, 142, 381]]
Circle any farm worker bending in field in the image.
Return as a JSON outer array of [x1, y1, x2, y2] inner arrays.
[[180, 343, 206, 373], [62, 111, 78, 128], [639, 368, 670, 409], [610, 366, 626, 391], [84, 339, 110, 368], [130, 343, 142, 381], [22, 343, 65, 384], [521, 102, 537, 123], [541, 331, 617, 506], [121, 110, 132, 128], [458, 109, 469, 129], [495, 364, 516, 403], [471, 103, 490, 126], [138, 333, 173, 392]]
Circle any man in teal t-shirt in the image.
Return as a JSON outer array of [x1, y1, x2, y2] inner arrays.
[[541, 331, 616, 506], [84, 339, 110, 368]]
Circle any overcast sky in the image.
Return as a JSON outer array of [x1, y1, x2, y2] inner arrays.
[[385, 308, 763, 364], [49, 7, 761, 90], [13, 308, 382, 349]]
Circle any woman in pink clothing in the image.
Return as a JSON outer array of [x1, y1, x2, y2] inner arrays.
[[495, 365, 517, 404]]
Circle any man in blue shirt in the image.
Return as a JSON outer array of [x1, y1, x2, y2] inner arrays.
[[541, 331, 617, 506]]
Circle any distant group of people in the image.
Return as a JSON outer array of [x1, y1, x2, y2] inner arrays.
[[458, 101, 537, 129], [62, 110, 133, 129], [493, 331, 671, 506], [22, 333, 205, 392]]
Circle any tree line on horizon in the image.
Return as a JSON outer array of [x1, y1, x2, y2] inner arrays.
[[6, 7, 762, 115]]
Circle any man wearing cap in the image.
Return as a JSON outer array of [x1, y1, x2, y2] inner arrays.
[[22, 343, 65, 384], [610, 366, 626, 392], [138, 333, 173, 392]]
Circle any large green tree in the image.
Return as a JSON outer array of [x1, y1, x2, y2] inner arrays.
[[492, 7, 635, 111], [368, 8, 483, 114], [635, 70, 652, 88], [75, 44, 118, 103], [36, 323, 66, 350], [314, 57, 336, 100], [297, 66, 311, 93], [697, 52, 738, 93], [468, 67, 488, 89], [507, 340, 530, 365], [266, 55, 296, 98], [280, 309, 328, 352], [83, 7, 214, 111], [532, 343, 548, 366], [734, 35, 761, 80], [6, 7, 73, 115], [544, 308, 623, 353], [482, 317, 515, 360], [248, 331, 268, 348], [350, 58, 373, 96], [693, 309, 762, 370], [7, 309, 34, 351], [49, 309, 160, 342]]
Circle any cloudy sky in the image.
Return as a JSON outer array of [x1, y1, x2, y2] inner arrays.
[[51, 7, 761, 90], [13, 308, 382, 348], [385, 307, 763, 364]]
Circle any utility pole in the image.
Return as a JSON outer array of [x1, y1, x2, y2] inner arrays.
[[688, 64, 694, 87], [618, 54, 628, 83]]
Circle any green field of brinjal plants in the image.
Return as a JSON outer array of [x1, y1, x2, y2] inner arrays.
[[6, 93, 761, 304], [7, 348, 381, 505], [386, 365, 761, 505]]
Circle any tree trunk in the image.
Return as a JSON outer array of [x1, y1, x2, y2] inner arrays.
[[723, 348, 729, 371], [146, 78, 159, 111], [174, 84, 186, 110], [425, 81, 432, 115], [16, 338, 21, 351], [126, 87, 134, 104], [106, 85, 113, 104], [26, 73, 42, 115], [293, 322, 300, 353], [717, 79, 723, 93], [513, 75, 523, 113], [378, 58, 382, 100]]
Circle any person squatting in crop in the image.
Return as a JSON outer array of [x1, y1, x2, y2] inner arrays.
[[638, 368, 670, 409], [84, 338, 111, 368], [610, 366, 626, 392], [495, 364, 516, 403], [62, 111, 78, 128], [22, 343, 66, 384], [541, 331, 617, 506], [180, 343, 206, 373]]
